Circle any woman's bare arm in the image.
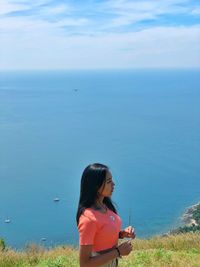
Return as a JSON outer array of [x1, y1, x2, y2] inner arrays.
[[79, 241, 132, 267]]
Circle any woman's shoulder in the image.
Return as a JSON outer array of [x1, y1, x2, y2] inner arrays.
[[81, 208, 98, 222]]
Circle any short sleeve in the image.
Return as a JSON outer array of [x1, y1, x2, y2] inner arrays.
[[78, 214, 97, 246]]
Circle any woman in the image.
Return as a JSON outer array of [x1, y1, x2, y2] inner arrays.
[[76, 163, 135, 267]]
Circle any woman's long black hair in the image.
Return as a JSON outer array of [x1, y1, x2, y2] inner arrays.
[[76, 163, 117, 225]]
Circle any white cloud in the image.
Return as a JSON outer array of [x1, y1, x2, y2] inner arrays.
[[0, 0, 199, 69], [0, 0, 198, 34], [98, 0, 190, 28], [0, 16, 53, 33], [57, 18, 89, 27], [37, 2, 74, 17], [41, 4, 71, 16], [191, 7, 200, 16], [0, 0, 195, 33], [0, 1, 88, 34], [0, 0, 28, 15], [1, 25, 200, 69], [0, 0, 72, 18]]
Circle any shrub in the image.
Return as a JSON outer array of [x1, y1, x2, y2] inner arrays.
[[0, 239, 5, 251]]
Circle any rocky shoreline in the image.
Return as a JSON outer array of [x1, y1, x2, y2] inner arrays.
[[162, 202, 200, 236], [181, 202, 200, 226]]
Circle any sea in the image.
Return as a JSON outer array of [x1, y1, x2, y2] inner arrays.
[[0, 69, 200, 248]]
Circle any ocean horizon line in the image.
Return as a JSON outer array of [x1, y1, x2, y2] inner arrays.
[[1, 67, 200, 73]]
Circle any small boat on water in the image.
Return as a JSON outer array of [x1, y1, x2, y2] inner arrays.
[[53, 197, 60, 202], [5, 219, 11, 223], [41, 237, 46, 241]]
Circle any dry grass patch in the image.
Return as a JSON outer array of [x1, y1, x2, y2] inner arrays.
[[132, 232, 200, 251], [0, 233, 200, 267]]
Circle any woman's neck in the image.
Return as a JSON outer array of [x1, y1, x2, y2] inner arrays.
[[93, 197, 107, 213], [96, 196, 104, 205]]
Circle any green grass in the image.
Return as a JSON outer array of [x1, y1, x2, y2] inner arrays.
[[0, 233, 200, 266]]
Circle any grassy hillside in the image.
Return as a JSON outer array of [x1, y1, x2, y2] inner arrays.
[[1, 233, 200, 267]]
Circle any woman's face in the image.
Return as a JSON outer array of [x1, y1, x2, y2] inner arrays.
[[98, 170, 115, 197]]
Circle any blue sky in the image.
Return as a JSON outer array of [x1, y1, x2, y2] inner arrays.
[[0, 0, 200, 69]]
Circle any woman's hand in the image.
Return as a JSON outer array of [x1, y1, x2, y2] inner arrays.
[[117, 241, 133, 256], [120, 226, 135, 239]]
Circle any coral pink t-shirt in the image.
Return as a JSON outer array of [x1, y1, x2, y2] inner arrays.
[[78, 208, 122, 252]]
